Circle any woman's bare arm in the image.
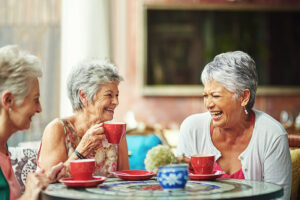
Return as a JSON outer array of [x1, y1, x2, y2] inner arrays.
[[38, 119, 77, 172], [39, 120, 106, 174]]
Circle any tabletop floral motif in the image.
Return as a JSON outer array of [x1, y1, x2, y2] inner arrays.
[[141, 185, 163, 191], [158, 173, 184, 186], [157, 164, 189, 190]]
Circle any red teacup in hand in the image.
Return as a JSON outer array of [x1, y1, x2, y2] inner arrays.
[[69, 159, 95, 180], [191, 154, 215, 174], [103, 122, 126, 144]]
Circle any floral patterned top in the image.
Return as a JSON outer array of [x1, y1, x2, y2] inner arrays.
[[59, 119, 118, 176]]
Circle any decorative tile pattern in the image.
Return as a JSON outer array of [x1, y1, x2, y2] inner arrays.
[[42, 178, 284, 200]]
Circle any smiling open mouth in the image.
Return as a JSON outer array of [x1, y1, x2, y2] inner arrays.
[[211, 111, 222, 119], [105, 108, 114, 113]]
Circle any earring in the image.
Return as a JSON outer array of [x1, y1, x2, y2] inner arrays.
[[244, 107, 248, 115]]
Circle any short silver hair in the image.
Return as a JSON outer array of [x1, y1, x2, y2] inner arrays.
[[0, 45, 42, 106], [67, 59, 124, 111], [201, 51, 258, 110]]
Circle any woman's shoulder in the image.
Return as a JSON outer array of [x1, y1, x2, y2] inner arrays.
[[183, 112, 210, 122], [43, 118, 66, 139], [46, 118, 65, 128], [254, 109, 287, 135], [181, 112, 210, 129]]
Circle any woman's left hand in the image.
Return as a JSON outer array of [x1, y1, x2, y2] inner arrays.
[[47, 162, 66, 183]]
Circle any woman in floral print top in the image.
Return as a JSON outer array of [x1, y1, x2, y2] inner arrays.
[[38, 60, 129, 177]]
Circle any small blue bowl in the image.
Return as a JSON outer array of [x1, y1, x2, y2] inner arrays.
[[157, 164, 188, 190]]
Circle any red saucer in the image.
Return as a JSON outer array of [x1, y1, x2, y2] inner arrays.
[[59, 176, 106, 188], [188, 170, 225, 180], [111, 170, 155, 181]]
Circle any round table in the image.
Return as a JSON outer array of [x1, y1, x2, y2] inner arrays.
[[41, 177, 283, 200]]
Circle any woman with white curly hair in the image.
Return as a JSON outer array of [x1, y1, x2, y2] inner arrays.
[[0, 45, 64, 200], [38, 59, 129, 176], [177, 51, 291, 200]]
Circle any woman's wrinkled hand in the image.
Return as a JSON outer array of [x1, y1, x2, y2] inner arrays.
[[76, 123, 106, 156], [47, 162, 66, 183], [176, 154, 193, 171], [21, 170, 50, 200]]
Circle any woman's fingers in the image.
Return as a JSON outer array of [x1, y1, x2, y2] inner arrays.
[[56, 167, 66, 180], [35, 168, 45, 173], [176, 156, 191, 163], [85, 125, 104, 137], [28, 173, 49, 189], [23, 172, 51, 200], [76, 124, 106, 155], [47, 162, 65, 182], [86, 126, 106, 142], [176, 155, 193, 171]]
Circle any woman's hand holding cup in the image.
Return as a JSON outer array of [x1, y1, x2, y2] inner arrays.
[[76, 123, 106, 157]]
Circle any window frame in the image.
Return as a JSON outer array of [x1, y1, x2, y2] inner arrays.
[[138, 1, 300, 96]]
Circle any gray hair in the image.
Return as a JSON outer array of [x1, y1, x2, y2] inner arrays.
[[201, 51, 258, 110], [0, 45, 42, 106], [67, 59, 124, 111]]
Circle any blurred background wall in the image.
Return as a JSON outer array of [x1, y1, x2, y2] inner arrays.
[[0, 0, 61, 145], [115, 0, 300, 130], [1, 0, 299, 146]]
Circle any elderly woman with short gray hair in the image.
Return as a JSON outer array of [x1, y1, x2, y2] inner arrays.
[[177, 51, 291, 200], [0, 45, 64, 200], [38, 60, 129, 176]]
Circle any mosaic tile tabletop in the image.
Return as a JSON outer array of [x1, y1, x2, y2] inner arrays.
[[41, 177, 283, 200]]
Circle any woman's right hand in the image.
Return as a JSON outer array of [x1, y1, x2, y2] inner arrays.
[[21, 170, 50, 200], [75, 123, 106, 157], [176, 154, 193, 171]]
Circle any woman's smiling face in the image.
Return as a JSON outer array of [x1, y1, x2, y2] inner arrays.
[[203, 80, 243, 128], [11, 78, 42, 130], [86, 82, 119, 123]]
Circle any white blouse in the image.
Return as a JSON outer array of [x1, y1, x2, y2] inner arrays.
[[177, 110, 292, 200]]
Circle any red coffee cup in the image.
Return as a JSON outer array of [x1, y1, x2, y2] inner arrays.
[[103, 122, 126, 144], [69, 159, 95, 180], [191, 154, 215, 174]]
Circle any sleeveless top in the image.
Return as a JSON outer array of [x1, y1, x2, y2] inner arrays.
[[0, 150, 22, 200], [59, 119, 118, 176], [210, 112, 255, 179]]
